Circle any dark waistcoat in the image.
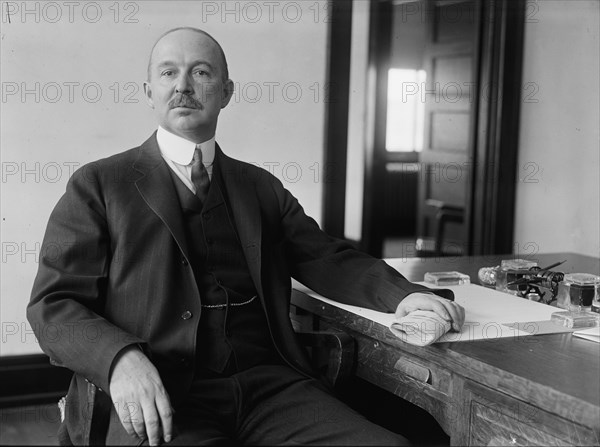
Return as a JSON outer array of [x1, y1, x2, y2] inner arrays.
[[167, 164, 280, 376]]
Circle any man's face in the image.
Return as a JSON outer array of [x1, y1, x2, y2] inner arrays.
[[144, 30, 233, 141]]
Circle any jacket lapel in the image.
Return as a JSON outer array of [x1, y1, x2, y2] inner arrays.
[[133, 133, 190, 261], [215, 145, 264, 298]]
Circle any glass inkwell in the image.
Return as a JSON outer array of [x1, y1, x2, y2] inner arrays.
[[551, 273, 600, 328], [495, 259, 538, 295]]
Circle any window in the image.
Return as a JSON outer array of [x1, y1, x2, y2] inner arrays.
[[385, 68, 427, 152]]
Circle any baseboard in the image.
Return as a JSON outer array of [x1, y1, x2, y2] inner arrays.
[[0, 354, 72, 408]]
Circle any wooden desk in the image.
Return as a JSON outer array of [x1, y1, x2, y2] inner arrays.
[[387, 252, 600, 283], [291, 253, 600, 446]]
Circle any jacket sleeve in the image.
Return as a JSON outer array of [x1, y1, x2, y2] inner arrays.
[[27, 164, 145, 393], [268, 176, 454, 312]]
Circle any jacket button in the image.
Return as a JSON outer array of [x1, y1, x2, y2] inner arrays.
[[203, 213, 212, 220], [181, 311, 192, 320], [181, 258, 188, 266]]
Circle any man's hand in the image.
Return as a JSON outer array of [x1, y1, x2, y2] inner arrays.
[[395, 293, 465, 332], [109, 345, 173, 445]]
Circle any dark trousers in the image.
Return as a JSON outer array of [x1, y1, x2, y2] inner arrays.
[[106, 364, 408, 446]]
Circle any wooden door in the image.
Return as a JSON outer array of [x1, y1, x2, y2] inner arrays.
[[417, 0, 478, 255]]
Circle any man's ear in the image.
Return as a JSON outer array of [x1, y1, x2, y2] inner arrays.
[[143, 81, 154, 109], [221, 79, 234, 109]]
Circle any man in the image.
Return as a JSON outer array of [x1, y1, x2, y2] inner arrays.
[[28, 28, 464, 446]]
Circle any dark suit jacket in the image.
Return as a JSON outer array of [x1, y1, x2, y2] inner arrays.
[[28, 133, 452, 445]]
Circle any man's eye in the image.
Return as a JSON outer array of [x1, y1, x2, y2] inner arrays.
[[193, 70, 209, 78], [161, 70, 174, 77]]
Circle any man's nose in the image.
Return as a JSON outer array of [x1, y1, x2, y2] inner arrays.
[[175, 73, 194, 94]]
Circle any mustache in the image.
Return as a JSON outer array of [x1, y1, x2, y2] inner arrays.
[[168, 94, 203, 109]]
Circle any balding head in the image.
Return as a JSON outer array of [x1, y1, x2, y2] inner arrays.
[[143, 27, 235, 143], [147, 27, 229, 82]]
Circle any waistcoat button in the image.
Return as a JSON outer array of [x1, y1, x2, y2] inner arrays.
[[181, 311, 192, 320]]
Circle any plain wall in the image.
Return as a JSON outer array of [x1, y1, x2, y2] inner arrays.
[[1, 0, 328, 356], [514, 0, 600, 258]]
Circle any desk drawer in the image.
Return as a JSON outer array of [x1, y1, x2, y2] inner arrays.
[[321, 323, 452, 393], [339, 329, 456, 434], [358, 335, 450, 390], [466, 381, 598, 446]]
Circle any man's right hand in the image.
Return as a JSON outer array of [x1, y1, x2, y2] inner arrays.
[[109, 345, 173, 445]]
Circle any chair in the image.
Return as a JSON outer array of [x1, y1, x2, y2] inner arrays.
[[415, 199, 465, 257], [296, 330, 355, 387]]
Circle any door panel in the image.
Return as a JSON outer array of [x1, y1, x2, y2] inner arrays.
[[417, 0, 477, 253], [430, 112, 471, 151]]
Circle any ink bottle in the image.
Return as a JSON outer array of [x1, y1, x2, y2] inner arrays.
[[495, 259, 538, 295], [556, 273, 600, 311]]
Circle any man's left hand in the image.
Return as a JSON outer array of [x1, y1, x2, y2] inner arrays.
[[395, 293, 465, 332]]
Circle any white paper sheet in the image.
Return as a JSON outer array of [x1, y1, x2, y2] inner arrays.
[[573, 326, 600, 343], [293, 280, 570, 343]]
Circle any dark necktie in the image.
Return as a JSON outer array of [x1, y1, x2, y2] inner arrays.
[[191, 146, 210, 203]]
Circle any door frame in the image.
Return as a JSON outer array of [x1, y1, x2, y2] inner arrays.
[[469, 0, 526, 255], [321, 0, 525, 256]]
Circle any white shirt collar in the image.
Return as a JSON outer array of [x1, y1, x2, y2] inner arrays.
[[156, 126, 215, 166]]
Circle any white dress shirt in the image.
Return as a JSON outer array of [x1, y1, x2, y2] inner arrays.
[[156, 126, 215, 194]]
